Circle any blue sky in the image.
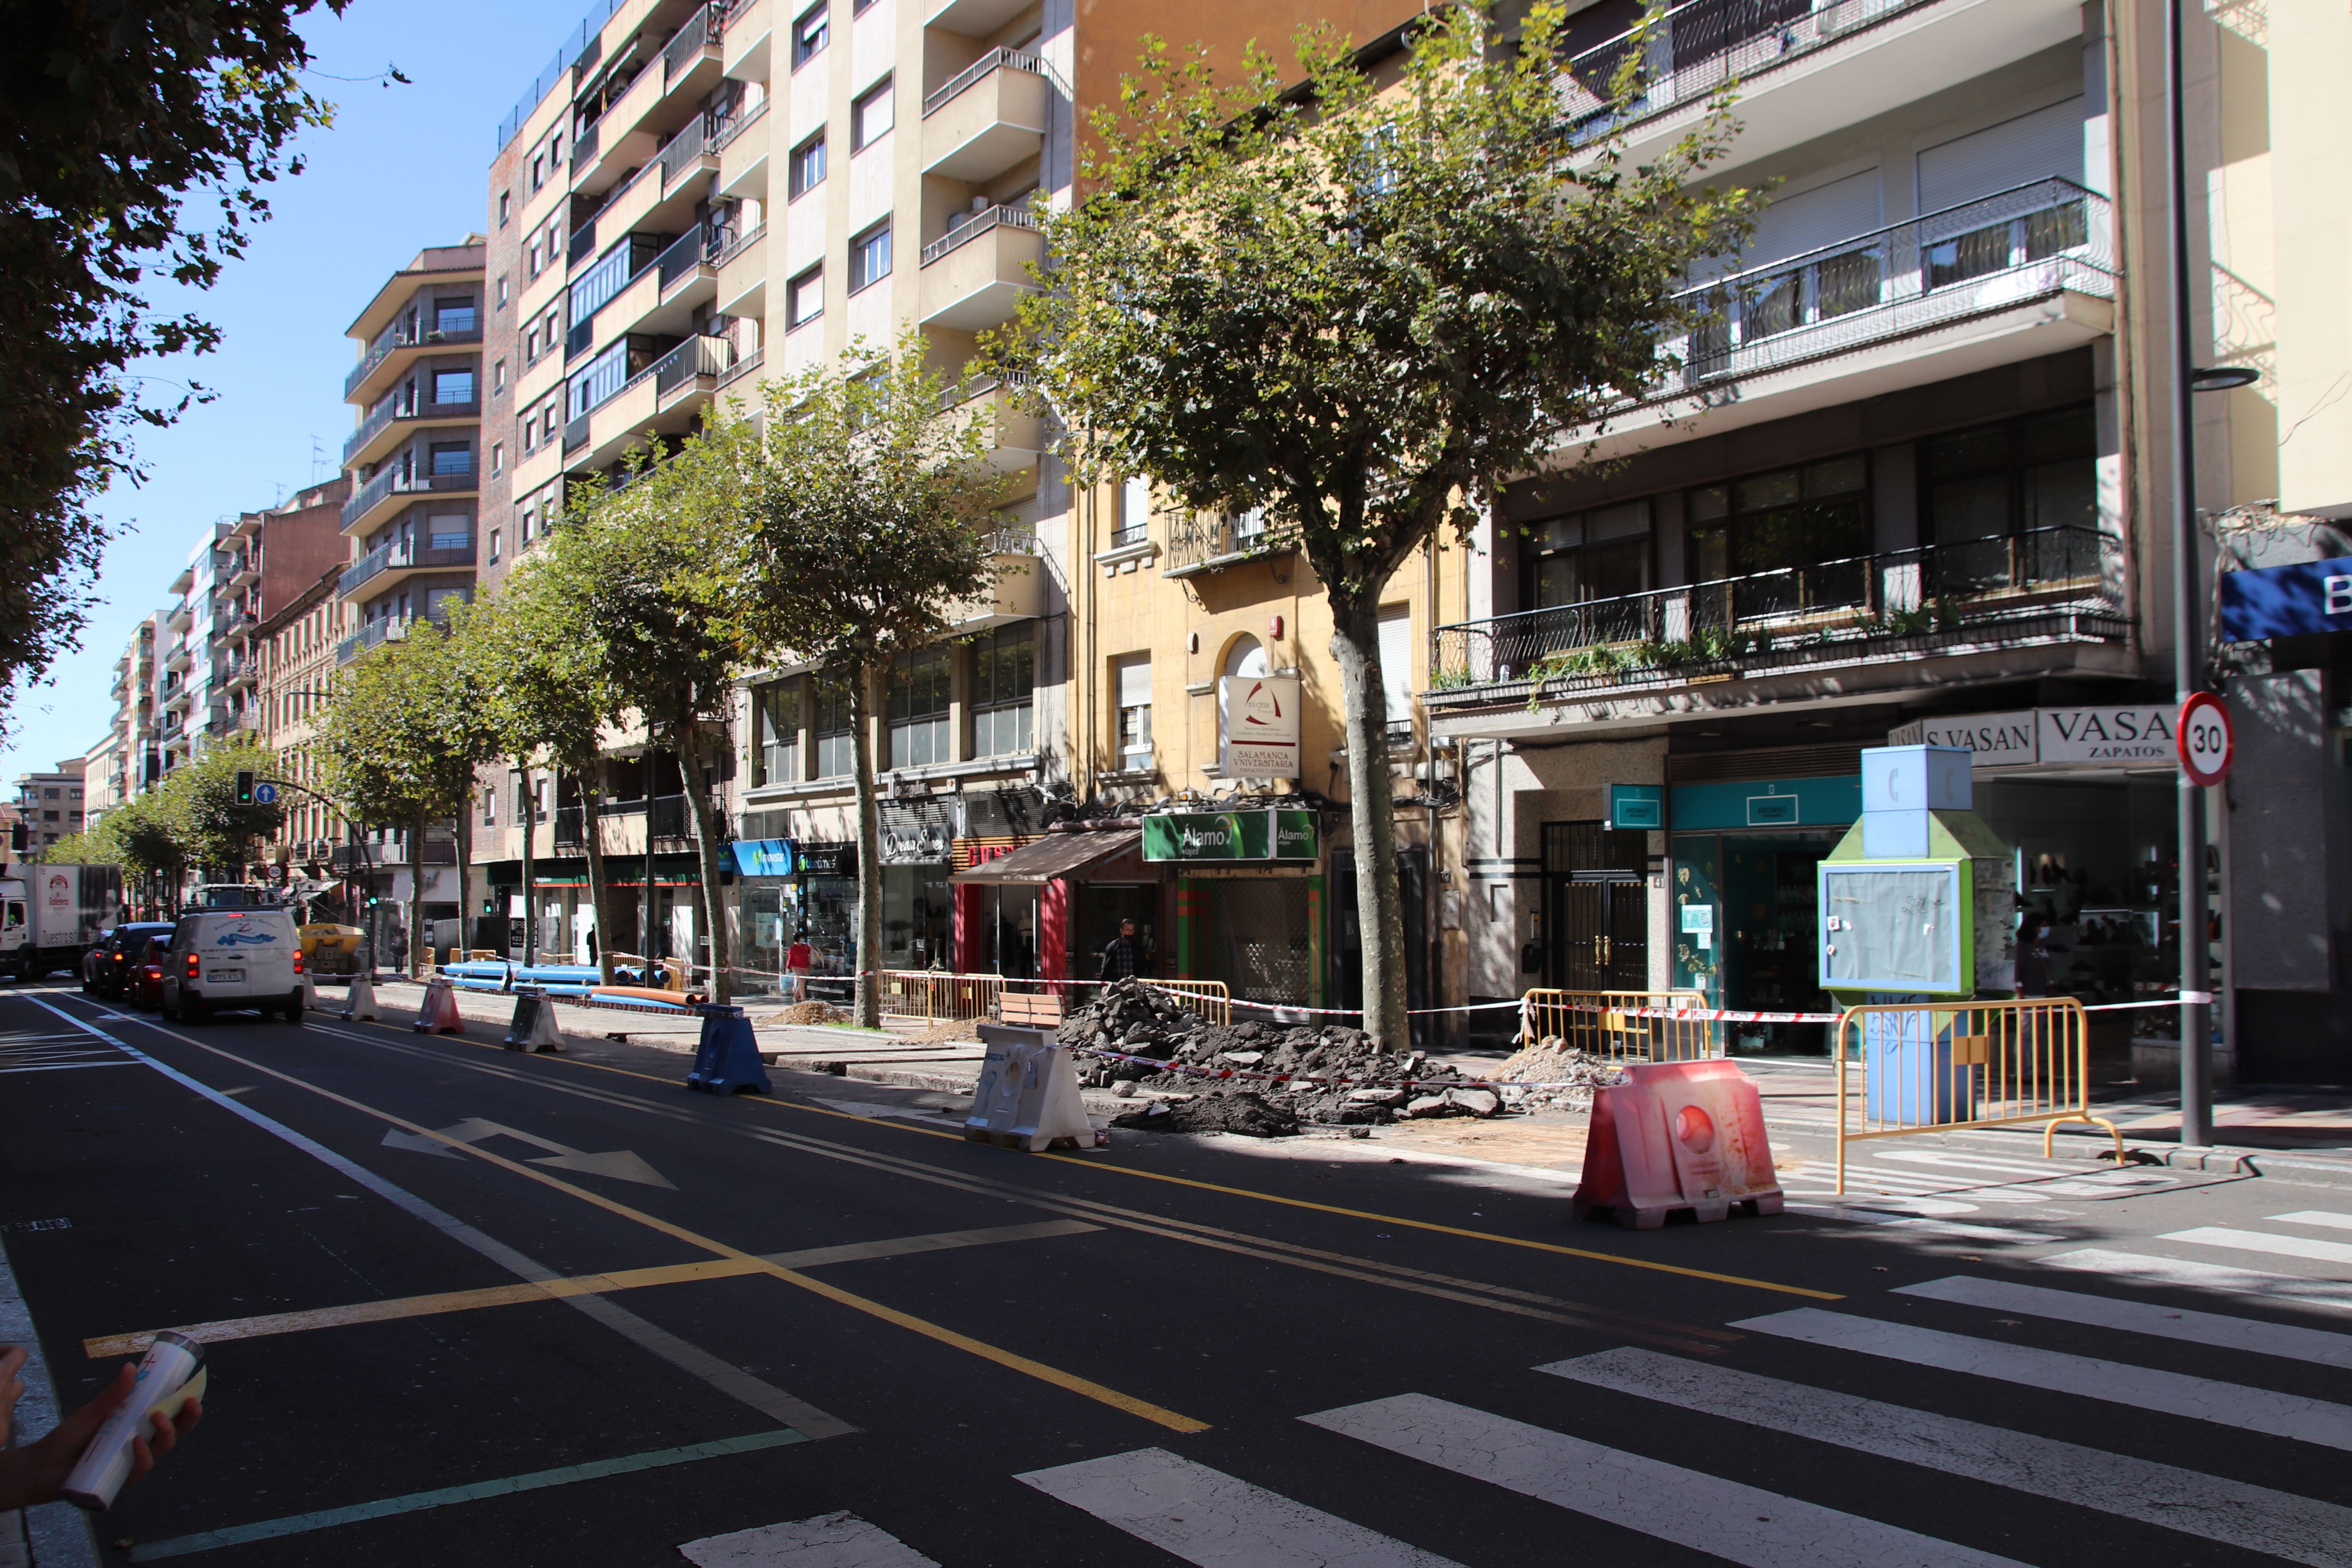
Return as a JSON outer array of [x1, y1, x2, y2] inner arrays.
[[0, 0, 583, 784]]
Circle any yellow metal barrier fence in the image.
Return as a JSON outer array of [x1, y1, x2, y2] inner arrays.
[[1518, 989, 1719, 1063], [877, 970, 1005, 1025], [1833, 996, 2122, 1192]]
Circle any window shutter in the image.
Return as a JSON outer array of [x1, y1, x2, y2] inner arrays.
[[1377, 607, 1412, 723], [1742, 170, 1884, 270], [1917, 98, 2086, 213], [1117, 658, 1152, 710]]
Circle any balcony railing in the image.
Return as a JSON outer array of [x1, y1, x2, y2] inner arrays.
[[922, 46, 1045, 117], [343, 398, 400, 463], [342, 392, 479, 465], [713, 221, 764, 268], [341, 465, 473, 530], [1160, 510, 1277, 576], [653, 334, 735, 397], [711, 94, 767, 154], [657, 225, 715, 290], [1563, 0, 1935, 141], [657, 117, 709, 187], [339, 540, 477, 598], [715, 345, 764, 391], [663, 2, 719, 81], [1659, 180, 2114, 399], [920, 202, 1038, 267], [1430, 525, 2120, 695], [571, 118, 601, 174]]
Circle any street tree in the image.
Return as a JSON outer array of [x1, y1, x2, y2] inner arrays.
[[167, 738, 286, 877], [468, 554, 630, 981], [725, 331, 1007, 1028], [319, 620, 495, 973], [559, 449, 751, 1002], [90, 791, 189, 916], [0, 2, 350, 738], [995, 4, 1757, 1044]]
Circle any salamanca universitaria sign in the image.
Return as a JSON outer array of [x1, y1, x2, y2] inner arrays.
[[1889, 705, 2175, 767]]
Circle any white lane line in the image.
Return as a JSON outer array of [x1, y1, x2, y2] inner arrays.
[[2162, 1227, 2352, 1268], [1302, 1393, 2024, 1568], [1017, 1447, 1465, 1567], [1733, 1308, 2352, 1451], [2038, 1249, 2352, 1312], [2273, 1212, 2352, 1232], [677, 1511, 939, 1566], [0, 1060, 138, 1074], [19, 992, 855, 1441], [1895, 1276, 2352, 1369], [1541, 1347, 2352, 1568], [1782, 1204, 2061, 1243]]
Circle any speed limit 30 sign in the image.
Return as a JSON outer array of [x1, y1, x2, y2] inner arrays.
[[2178, 691, 2234, 786]]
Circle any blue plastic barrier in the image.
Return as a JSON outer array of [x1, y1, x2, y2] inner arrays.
[[686, 1005, 771, 1095]]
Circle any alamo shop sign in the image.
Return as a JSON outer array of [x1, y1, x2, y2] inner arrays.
[[1143, 809, 1320, 862]]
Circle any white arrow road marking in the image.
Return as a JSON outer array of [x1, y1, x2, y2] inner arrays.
[[378, 1117, 677, 1188]]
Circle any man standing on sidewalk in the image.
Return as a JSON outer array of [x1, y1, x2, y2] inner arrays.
[[1098, 919, 1144, 983]]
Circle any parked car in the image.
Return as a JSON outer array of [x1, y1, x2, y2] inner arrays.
[[160, 907, 304, 1024], [85, 922, 176, 1000], [123, 933, 169, 1011]]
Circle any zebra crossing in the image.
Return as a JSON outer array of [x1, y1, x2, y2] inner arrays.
[[690, 1203, 2352, 1565], [0, 1027, 133, 1074]]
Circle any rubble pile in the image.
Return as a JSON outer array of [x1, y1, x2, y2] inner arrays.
[[775, 1000, 848, 1025], [1486, 1035, 1628, 1112], [1110, 1092, 1299, 1138], [1058, 979, 1506, 1133]]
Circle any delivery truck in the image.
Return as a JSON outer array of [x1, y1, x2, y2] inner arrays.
[[0, 862, 125, 982]]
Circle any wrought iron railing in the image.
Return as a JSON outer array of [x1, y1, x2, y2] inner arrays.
[[920, 203, 1038, 267], [662, 3, 718, 81], [922, 46, 1046, 117], [1159, 511, 1280, 575], [339, 541, 477, 597], [1664, 180, 2113, 396], [658, 117, 710, 187], [657, 225, 715, 289], [1563, 0, 1938, 141], [653, 334, 735, 397], [1430, 526, 2117, 691]]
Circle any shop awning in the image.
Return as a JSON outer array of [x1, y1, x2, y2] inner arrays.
[[949, 829, 1141, 885]]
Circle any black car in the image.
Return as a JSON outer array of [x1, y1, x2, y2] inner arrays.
[[85, 922, 176, 1000]]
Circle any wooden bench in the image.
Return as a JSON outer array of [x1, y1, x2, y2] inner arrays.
[[1000, 992, 1066, 1027]]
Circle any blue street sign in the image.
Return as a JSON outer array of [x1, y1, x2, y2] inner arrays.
[[252, 782, 279, 805], [2219, 555, 2352, 642]]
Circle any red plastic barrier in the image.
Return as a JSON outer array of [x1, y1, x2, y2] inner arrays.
[[411, 976, 465, 1037], [1572, 1060, 1784, 1230]]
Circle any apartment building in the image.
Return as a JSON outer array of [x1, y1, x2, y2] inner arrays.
[[1404, 0, 2349, 1081], [12, 762, 87, 856], [255, 561, 350, 878], [104, 617, 160, 807], [473, 0, 1465, 992]]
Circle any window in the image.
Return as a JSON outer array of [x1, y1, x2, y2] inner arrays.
[[971, 626, 1034, 757], [848, 221, 891, 292], [434, 368, 475, 405], [489, 441, 504, 476], [852, 78, 893, 151], [788, 265, 823, 328], [792, 1, 828, 66], [530, 153, 544, 192], [488, 529, 503, 563], [1114, 657, 1152, 770], [789, 133, 826, 199], [1922, 405, 2096, 585], [755, 682, 802, 786], [436, 299, 476, 335], [521, 505, 537, 540], [484, 786, 497, 826], [430, 442, 471, 477], [814, 680, 855, 778], [1377, 606, 1413, 741], [1686, 455, 1871, 612], [499, 190, 512, 226], [492, 359, 507, 394], [496, 277, 509, 310], [521, 411, 537, 454], [1525, 500, 1651, 610], [1114, 477, 1151, 546], [887, 648, 951, 768]]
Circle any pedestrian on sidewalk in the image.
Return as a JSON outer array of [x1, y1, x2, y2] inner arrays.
[[785, 929, 813, 1001], [1098, 919, 1144, 983]]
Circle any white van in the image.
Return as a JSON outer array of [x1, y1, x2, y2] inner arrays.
[[161, 907, 305, 1024]]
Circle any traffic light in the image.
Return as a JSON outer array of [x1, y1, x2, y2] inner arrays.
[[235, 770, 255, 805], [367, 894, 381, 909], [482, 897, 495, 914]]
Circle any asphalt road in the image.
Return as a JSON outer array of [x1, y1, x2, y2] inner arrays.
[[6, 980, 2352, 1568]]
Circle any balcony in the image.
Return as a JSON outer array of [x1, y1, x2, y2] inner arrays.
[[661, 4, 726, 106], [1427, 526, 2125, 728], [339, 540, 478, 599], [713, 221, 766, 319], [570, 91, 659, 198], [343, 394, 480, 471], [341, 463, 476, 536], [948, 550, 1045, 632], [653, 334, 736, 410], [1586, 181, 2114, 461], [925, 0, 1032, 37], [921, 48, 1049, 183], [344, 321, 486, 406], [946, 376, 1040, 473], [918, 205, 1042, 330], [1160, 511, 1282, 578], [163, 637, 191, 671], [716, 100, 768, 202], [722, 0, 770, 80], [1565, 0, 2082, 174], [225, 550, 260, 589]]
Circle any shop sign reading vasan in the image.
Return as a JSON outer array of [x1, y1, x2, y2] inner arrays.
[[1891, 705, 2174, 767]]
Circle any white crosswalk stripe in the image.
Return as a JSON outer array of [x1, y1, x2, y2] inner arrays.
[[2162, 1225, 2352, 1267], [2273, 1210, 2352, 1232], [1539, 1347, 2352, 1568], [1733, 1306, 2352, 1449], [677, 1512, 938, 1566], [1781, 1203, 2062, 1243], [2037, 1247, 2352, 1312], [1302, 1392, 2026, 1567], [1017, 1447, 1466, 1567], [1896, 1274, 2352, 1367]]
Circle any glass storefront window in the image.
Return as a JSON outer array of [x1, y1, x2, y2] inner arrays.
[[881, 864, 949, 969], [888, 648, 951, 769], [971, 625, 1034, 757], [1686, 455, 1869, 610], [1923, 404, 2097, 589], [1526, 499, 1651, 610], [1673, 828, 1843, 1054]]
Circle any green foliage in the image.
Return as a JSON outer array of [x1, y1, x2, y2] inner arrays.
[[164, 738, 285, 872], [89, 790, 188, 884], [318, 619, 490, 833], [35, 830, 112, 866], [0, 2, 345, 739]]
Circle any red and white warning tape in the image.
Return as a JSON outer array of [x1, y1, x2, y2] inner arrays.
[[1075, 1045, 1610, 1095], [1534, 995, 2217, 1027]]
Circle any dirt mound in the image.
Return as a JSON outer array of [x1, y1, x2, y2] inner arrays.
[[775, 1000, 848, 1025], [1062, 978, 1500, 1132], [1488, 1036, 1627, 1111], [1109, 1091, 1301, 1138]]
